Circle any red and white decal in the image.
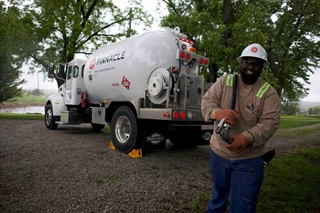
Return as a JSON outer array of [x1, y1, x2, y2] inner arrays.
[[89, 58, 96, 69], [251, 47, 258, 53], [121, 76, 130, 90]]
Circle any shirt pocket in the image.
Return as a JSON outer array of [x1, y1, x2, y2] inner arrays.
[[244, 101, 260, 126]]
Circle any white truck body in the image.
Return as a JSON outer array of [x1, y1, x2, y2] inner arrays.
[[84, 28, 181, 102], [45, 27, 212, 154]]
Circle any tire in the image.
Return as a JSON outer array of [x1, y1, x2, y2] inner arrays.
[[44, 104, 58, 130], [91, 123, 105, 131], [110, 106, 139, 154]]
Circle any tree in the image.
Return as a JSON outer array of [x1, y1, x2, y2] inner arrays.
[[308, 106, 320, 115], [159, 0, 222, 81], [159, 0, 320, 101], [268, 0, 320, 101], [0, 2, 26, 106], [6, 0, 153, 88], [159, 0, 280, 80], [281, 99, 300, 115]]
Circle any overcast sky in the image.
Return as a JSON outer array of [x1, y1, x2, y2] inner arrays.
[[19, 0, 320, 102], [301, 69, 320, 102], [20, 0, 166, 91]]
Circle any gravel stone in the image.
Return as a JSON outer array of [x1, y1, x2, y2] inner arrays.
[[0, 119, 319, 212]]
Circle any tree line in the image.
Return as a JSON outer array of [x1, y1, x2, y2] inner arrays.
[[1, 0, 319, 106], [308, 106, 320, 115], [282, 101, 320, 115]]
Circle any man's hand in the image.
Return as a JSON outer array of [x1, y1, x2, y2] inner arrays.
[[214, 109, 239, 125], [225, 134, 250, 154]]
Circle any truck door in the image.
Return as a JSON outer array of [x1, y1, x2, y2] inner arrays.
[[64, 63, 85, 106], [65, 65, 73, 105]]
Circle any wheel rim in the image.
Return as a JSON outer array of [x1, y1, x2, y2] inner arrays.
[[115, 116, 131, 144], [45, 108, 53, 126]]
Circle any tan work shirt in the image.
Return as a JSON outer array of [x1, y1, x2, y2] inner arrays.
[[201, 74, 281, 160]]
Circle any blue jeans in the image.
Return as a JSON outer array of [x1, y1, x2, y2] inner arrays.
[[208, 149, 264, 213]]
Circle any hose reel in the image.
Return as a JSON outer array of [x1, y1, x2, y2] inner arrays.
[[146, 68, 172, 105]]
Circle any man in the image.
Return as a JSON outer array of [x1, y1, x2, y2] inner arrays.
[[201, 43, 281, 213]]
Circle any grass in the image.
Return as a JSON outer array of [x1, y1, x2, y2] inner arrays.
[[2, 114, 319, 136], [186, 115, 320, 212], [0, 112, 111, 131], [258, 140, 320, 213], [95, 174, 123, 185], [274, 115, 320, 137], [274, 124, 320, 137], [0, 112, 43, 120], [188, 139, 320, 213], [1, 93, 47, 108], [280, 115, 320, 129]]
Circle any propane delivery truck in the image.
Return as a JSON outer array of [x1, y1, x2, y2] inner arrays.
[[45, 27, 212, 154]]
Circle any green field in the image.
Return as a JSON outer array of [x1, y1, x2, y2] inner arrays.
[[275, 116, 320, 137], [280, 115, 320, 129], [0, 112, 43, 120]]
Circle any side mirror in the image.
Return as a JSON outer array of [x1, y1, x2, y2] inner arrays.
[[48, 64, 55, 79]]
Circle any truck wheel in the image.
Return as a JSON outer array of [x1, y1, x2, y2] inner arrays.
[[91, 123, 105, 131], [44, 104, 58, 130], [111, 106, 139, 154]]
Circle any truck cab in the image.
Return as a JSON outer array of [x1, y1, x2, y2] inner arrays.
[[45, 58, 104, 130], [64, 58, 87, 106]]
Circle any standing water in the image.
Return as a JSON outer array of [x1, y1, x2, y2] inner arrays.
[[0, 106, 44, 114]]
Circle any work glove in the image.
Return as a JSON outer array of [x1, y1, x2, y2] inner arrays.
[[214, 109, 239, 125], [225, 133, 250, 154]]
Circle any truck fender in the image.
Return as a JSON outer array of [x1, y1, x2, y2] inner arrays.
[[46, 93, 67, 116], [104, 98, 142, 122]]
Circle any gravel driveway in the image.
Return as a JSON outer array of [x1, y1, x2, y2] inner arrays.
[[0, 119, 319, 212], [0, 119, 213, 212]]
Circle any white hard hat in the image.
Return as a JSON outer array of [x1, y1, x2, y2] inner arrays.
[[236, 43, 269, 66]]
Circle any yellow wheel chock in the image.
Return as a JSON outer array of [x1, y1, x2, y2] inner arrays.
[[109, 140, 116, 150], [128, 149, 143, 158], [109, 141, 143, 158]]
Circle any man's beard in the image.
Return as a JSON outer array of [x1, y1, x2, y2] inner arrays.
[[240, 69, 261, 85]]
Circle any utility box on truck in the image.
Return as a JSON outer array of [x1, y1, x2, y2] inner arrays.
[[45, 27, 213, 154]]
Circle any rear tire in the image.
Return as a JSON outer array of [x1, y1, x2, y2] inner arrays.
[[110, 106, 139, 154], [44, 104, 58, 130]]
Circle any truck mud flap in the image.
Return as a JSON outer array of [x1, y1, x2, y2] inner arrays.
[[168, 124, 213, 145]]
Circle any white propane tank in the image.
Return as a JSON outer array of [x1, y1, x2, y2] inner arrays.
[[83, 28, 181, 103]]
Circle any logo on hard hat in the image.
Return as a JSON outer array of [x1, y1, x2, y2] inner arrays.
[[251, 47, 258, 53], [89, 58, 96, 69]]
